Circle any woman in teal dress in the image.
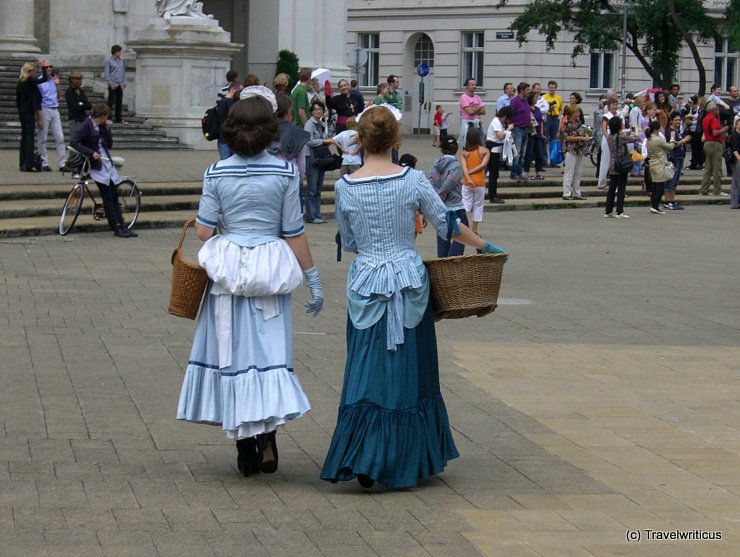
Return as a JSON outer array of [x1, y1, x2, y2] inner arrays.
[[320, 104, 508, 489]]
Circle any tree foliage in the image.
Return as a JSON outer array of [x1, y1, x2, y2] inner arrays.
[[725, 0, 740, 51], [275, 49, 299, 88], [497, 0, 720, 95]]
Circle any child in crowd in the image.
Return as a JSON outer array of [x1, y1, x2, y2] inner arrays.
[[332, 117, 362, 175], [429, 137, 467, 257], [373, 82, 389, 106], [460, 128, 489, 237], [399, 153, 425, 235], [432, 105, 451, 147]]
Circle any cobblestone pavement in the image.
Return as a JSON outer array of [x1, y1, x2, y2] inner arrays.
[[0, 203, 738, 556]]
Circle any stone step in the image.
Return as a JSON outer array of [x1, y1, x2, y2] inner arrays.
[[0, 210, 202, 238], [0, 69, 186, 149], [0, 181, 203, 201], [0, 194, 200, 219], [0, 178, 729, 202], [0, 190, 730, 237], [0, 195, 731, 238], [0, 140, 186, 151]]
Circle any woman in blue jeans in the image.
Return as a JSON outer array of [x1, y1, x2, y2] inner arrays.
[[304, 100, 335, 224], [664, 111, 687, 210]]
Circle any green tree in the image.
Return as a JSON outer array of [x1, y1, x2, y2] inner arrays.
[[497, 0, 719, 95], [724, 0, 740, 50], [275, 49, 299, 89]]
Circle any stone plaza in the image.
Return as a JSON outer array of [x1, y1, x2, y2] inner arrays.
[[0, 145, 739, 556]]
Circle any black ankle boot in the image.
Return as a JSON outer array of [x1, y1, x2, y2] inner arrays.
[[236, 437, 260, 477], [356, 474, 375, 489], [257, 431, 278, 474]]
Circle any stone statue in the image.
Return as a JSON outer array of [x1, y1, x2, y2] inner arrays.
[[155, 0, 213, 19]]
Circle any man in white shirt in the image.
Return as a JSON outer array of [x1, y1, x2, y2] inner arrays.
[[496, 82, 515, 113]]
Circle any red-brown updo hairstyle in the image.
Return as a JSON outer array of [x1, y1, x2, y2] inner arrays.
[[356, 106, 401, 154]]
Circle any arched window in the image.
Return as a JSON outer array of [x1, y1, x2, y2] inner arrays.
[[414, 34, 434, 68]]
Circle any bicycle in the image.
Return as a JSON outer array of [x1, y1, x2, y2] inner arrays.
[[59, 147, 142, 236], [582, 125, 600, 166]]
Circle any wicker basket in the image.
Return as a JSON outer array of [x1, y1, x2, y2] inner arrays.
[[424, 253, 506, 321], [168, 218, 209, 319]]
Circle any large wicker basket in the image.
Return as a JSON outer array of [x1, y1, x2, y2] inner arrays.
[[424, 253, 506, 321], [168, 218, 209, 319]]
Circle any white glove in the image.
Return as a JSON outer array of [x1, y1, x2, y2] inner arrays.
[[303, 267, 323, 317]]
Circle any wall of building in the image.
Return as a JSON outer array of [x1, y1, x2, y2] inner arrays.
[[347, 0, 726, 132]]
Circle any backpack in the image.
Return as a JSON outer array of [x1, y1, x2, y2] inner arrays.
[[201, 105, 220, 141], [613, 135, 632, 174]]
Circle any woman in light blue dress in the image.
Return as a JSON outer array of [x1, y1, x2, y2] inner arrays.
[[320, 104, 508, 489], [177, 96, 324, 477]]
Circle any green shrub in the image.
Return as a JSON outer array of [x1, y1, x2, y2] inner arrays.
[[275, 49, 299, 88]]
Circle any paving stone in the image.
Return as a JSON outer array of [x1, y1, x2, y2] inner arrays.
[[1, 201, 739, 555], [111, 509, 171, 532], [12, 507, 66, 530]]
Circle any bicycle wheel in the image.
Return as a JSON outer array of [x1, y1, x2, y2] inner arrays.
[[59, 183, 85, 235], [117, 179, 141, 229], [590, 147, 599, 167]]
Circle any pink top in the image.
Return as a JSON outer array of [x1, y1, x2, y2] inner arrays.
[[460, 93, 483, 121]]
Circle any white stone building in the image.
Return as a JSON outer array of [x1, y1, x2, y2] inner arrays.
[[0, 0, 349, 147], [346, 0, 736, 133], [2, 0, 736, 142]]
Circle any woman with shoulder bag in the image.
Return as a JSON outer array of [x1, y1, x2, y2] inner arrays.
[[604, 116, 635, 218], [177, 92, 324, 477], [664, 111, 688, 210], [645, 120, 691, 214], [304, 100, 335, 224]]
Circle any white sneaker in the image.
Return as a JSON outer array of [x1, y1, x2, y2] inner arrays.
[[650, 207, 666, 215], [717, 191, 729, 196], [604, 212, 614, 218], [615, 213, 630, 219]]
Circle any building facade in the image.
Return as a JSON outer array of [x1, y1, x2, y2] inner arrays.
[[346, 0, 736, 133], [0, 0, 349, 146], [2, 0, 736, 140]]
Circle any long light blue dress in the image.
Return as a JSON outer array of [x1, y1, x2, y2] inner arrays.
[[177, 152, 311, 440], [320, 166, 460, 488]]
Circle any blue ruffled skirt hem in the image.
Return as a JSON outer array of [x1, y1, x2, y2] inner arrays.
[[320, 303, 458, 488], [176, 288, 310, 439]]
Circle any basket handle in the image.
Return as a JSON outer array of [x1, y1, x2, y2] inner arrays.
[[172, 217, 196, 265]]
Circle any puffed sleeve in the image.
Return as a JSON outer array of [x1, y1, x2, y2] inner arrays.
[[414, 170, 452, 239], [281, 170, 305, 237], [334, 182, 357, 253], [196, 177, 220, 229]]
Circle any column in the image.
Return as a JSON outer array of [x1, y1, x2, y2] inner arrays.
[[0, 0, 39, 53]]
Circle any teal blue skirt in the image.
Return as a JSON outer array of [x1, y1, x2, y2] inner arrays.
[[320, 303, 459, 488]]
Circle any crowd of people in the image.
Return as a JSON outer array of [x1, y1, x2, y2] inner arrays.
[[459, 79, 740, 214], [14, 47, 137, 237]]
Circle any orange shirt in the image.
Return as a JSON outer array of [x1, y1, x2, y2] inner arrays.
[[463, 147, 487, 187]]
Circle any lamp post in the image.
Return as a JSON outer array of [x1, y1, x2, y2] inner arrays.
[[615, 0, 630, 101]]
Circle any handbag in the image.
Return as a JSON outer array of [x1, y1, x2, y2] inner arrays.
[[549, 139, 563, 165], [311, 143, 342, 170], [631, 150, 644, 162], [663, 161, 676, 182], [613, 137, 632, 173], [168, 218, 209, 319]]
